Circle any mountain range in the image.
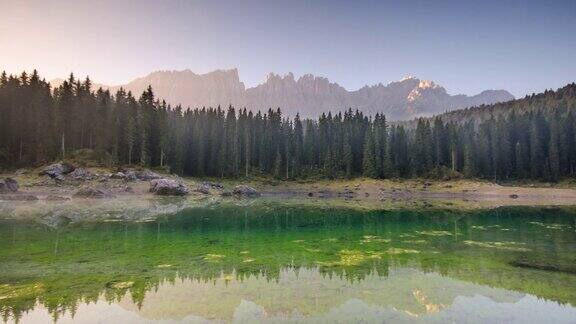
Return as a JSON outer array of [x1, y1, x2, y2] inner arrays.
[[52, 69, 514, 120]]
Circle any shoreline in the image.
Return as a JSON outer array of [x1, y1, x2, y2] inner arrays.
[[2, 167, 576, 215], [257, 178, 576, 209]]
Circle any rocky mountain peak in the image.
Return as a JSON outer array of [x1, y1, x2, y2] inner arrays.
[[400, 75, 417, 82], [49, 69, 514, 120], [417, 80, 440, 90]]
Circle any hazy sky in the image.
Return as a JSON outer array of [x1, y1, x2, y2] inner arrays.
[[1, 0, 575, 97]]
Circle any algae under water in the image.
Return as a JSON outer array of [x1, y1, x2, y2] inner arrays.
[[0, 203, 575, 323]]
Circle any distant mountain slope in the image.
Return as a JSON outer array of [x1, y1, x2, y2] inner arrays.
[[400, 83, 576, 128], [51, 69, 514, 120]]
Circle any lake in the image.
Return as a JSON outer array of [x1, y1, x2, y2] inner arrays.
[[0, 202, 575, 323]]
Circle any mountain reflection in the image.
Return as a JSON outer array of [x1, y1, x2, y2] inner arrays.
[[1, 205, 575, 323]]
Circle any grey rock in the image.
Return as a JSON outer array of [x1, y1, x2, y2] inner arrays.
[[149, 179, 189, 196], [123, 171, 138, 181], [195, 183, 211, 194], [69, 168, 92, 180], [0, 178, 19, 193], [39, 162, 75, 179], [232, 185, 260, 197], [111, 172, 126, 179], [203, 181, 224, 190], [195, 181, 223, 194], [111, 170, 138, 181], [136, 170, 162, 181]]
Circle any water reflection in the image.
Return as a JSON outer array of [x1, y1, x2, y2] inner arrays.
[[0, 204, 575, 323], [10, 267, 576, 323]]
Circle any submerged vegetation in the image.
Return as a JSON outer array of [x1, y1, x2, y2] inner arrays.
[[1, 71, 576, 182], [0, 204, 575, 322]]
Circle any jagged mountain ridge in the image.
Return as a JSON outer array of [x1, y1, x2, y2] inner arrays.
[[51, 69, 514, 120]]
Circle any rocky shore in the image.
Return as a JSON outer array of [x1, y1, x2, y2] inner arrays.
[[0, 163, 261, 202], [2, 163, 576, 212]]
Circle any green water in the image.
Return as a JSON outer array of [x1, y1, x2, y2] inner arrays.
[[0, 203, 575, 323]]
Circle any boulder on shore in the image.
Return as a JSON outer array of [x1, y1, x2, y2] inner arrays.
[[149, 179, 189, 196], [112, 170, 138, 181], [124, 171, 138, 181], [39, 162, 75, 180], [195, 181, 224, 194], [136, 170, 162, 181], [111, 172, 126, 179], [203, 181, 224, 190], [113, 168, 160, 181], [195, 183, 211, 194], [73, 187, 115, 199], [68, 168, 92, 180], [232, 185, 260, 197], [0, 178, 19, 193]]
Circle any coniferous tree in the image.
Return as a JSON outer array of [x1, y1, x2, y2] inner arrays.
[[548, 113, 560, 181], [529, 112, 546, 179], [293, 114, 304, 177], [362, 128, 377, 178], [412, 119, 433, 176], [343, 130, 354, 178], [1, 70, 575, 183]]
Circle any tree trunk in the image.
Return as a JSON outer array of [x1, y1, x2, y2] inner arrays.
[[451, 147, 456, 172], [19, 138, 23, 161], [80, 125, 84, 149], [128, 145, 132, 165], [245, 157, 249, 178], [245, 131, 250, 178], [61, 132, 66, 159]]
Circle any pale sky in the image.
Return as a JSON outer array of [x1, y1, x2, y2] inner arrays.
[[1, 0, 575, 97]]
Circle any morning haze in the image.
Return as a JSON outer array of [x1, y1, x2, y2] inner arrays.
[[1, 0, 575, 97]]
